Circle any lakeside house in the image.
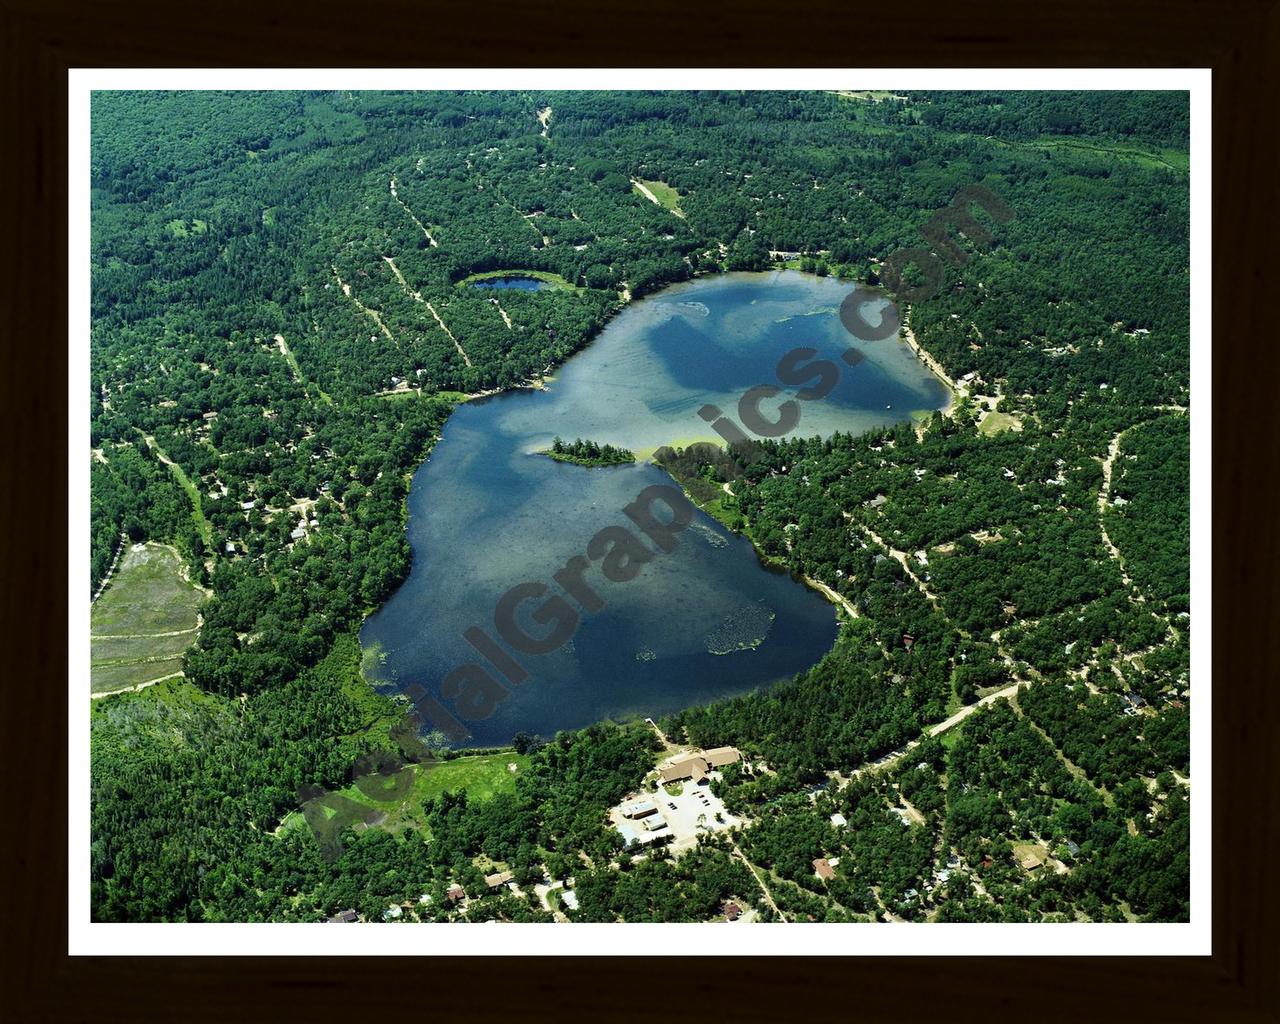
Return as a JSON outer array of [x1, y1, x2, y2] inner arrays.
[[813, 858, 836, 881], [484, 870, 514, 889]]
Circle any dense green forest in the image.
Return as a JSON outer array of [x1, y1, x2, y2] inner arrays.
[[544, 436, 635, 466], [90, 89, 1191, 923]]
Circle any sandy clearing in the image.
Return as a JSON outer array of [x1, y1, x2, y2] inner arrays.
[[272, 333, 303, 383], [804, 574, 860, 618], [902, 325, 958, 406]]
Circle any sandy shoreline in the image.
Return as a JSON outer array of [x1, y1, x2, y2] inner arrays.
[[901, 323, 958, 415]]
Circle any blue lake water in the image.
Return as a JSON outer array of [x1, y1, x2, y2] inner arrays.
[[361, 271, 949, 746], [468, 275, 552, 291]]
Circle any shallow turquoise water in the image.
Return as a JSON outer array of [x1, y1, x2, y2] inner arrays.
[[361, 271, 948, 746]]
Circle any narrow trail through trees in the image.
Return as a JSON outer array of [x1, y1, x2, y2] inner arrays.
[[389, 176, 438, 246]]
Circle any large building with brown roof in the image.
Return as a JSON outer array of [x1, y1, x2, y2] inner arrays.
[[659, 746, 741, 783], [703, 746, 741, 768]]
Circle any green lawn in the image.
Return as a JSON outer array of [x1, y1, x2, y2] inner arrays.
[[978, 410, 1023, 436], [90, 657, 186, 693], [417, 752, 528, 803], [939, 721, 966, 750], [633, 178, 684, 215], [377, 388, 476, 404], [166, 217, 208, 238], [91, 543, 203, 694], [280, 750, 531, 837]]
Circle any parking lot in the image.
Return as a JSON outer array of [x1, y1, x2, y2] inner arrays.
[[611, 775, 741, 855]]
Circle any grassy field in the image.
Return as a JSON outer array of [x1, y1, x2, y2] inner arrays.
[[137, 432, 214, 550], [995, 134, 1190, 174], [978, 410, 1024, 436], [633, 178, 684, 215], [90, 543, 203, 694], [830, 90, 908, 103], [377, 387, 477, 404], [166, 217, 207, 238], [280, 750, 530, 837]]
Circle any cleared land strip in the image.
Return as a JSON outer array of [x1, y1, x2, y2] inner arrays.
[[826, 680, 1026, 792], [926, 681, 1025, 740], [1097, 412, 1184, 650], [1018, 707, 1114, 807], [92, 532, 126, 604], [1097, 425, 1138, 593], [632, 179, 662, 206], [382, 255, 422, 301], [95, 626, 199, 639], [381, 255, 475, 366], [273, 333, 332, 406], [424, 300, 473, 367], [389, 177, 438, 246], [90, 672, 182, 700], [137, 432, 214, 552], [332, 265, 396, 343], [631, 178, 686, 219], [732, 843, 787, 922]]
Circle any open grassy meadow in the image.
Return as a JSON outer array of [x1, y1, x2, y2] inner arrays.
[[90, 543, 203, 695], [279, 750, 531, 838], [632, 178, 684, 215]]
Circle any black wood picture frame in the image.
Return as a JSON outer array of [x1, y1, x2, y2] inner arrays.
[[3, 0, 1275, 1019]]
